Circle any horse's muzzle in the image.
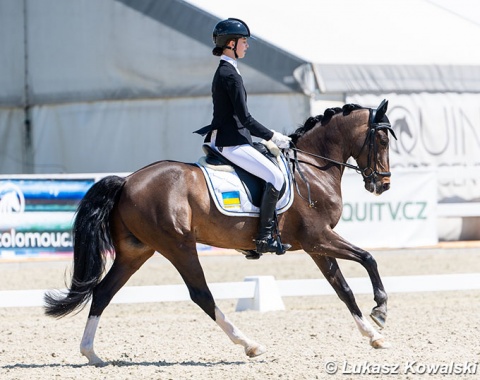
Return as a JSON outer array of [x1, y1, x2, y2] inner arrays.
[[364, 174, 390, 195]]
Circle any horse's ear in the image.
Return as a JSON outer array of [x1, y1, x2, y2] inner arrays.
[[374, 99, 388, 122]]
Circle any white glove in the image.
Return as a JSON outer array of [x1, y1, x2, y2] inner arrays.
[[262, 139, 280, 157], [270, 130, 291, 149]]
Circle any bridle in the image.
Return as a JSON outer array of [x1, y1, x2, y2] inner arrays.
[[355, 108, 397, 180], [287, 108, 397, 207]]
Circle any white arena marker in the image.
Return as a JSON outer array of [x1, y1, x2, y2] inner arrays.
[[235, 275, 285, 312]]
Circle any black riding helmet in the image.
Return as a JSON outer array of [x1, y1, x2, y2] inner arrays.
[[212, 18, 250, 57]]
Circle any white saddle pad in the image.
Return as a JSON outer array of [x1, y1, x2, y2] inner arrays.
[[196, 154, 294, 217]]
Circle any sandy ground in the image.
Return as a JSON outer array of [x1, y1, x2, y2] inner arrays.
[[1, 245, 479, 379]]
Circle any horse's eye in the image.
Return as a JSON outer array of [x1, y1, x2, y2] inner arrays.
[[378, 134, 389, 147]]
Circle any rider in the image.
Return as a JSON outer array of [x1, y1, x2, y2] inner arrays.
[[195, 18, 291, 255]]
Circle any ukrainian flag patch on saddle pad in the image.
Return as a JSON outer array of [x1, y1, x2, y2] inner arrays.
[[222, 191, 241, 210]]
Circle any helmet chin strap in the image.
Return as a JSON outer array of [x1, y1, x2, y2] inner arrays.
[[225, 39, 239, 58]]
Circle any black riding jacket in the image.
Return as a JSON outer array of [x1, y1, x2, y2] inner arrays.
[[195, 59, 273, 147]]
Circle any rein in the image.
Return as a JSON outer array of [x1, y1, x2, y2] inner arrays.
[[290, 145, 361, 173], [287, 112, 397, 207]]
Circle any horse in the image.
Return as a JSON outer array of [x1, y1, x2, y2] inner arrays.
[[44, 99, 396, 365]]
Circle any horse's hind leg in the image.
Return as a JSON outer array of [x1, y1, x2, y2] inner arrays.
[[310, 255, 390, 348], [80, 246, 154, 365], [167, 248, 266, 357], [214, 306, 266, 357]]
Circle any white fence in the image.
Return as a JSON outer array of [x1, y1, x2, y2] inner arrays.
[[1, 273, 479, 310], [437, 202, 480, 217]]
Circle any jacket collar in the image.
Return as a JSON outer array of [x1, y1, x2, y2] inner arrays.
[[220, 54, 240, 75]]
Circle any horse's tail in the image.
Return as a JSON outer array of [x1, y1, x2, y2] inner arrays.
[[44, 175, 126, 318]]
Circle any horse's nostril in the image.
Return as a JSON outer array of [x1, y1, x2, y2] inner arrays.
[[383, 183, 390, 191]]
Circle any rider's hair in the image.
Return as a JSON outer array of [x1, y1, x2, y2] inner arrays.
[[212, 46, 224, 56], [212, 38, 235, 56]]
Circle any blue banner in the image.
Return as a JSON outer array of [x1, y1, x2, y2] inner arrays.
[[0, 178, 95, 258]]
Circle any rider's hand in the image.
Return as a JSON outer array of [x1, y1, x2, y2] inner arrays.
[[270, 130, 291, 149]]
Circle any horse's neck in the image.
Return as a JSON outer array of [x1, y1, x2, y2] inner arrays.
[[325, 111, 367, 163], [296, 111, 368, 183], [299, 117, 356, 165]]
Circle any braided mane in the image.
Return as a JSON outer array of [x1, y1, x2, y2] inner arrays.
[[290, 103, 364, 143]]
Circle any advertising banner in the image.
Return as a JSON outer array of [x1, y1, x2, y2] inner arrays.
[[0, 177, 95, 259], [0, 168, 437, 258], [347, 93, 480, 203], [335, 169, 438, 248]]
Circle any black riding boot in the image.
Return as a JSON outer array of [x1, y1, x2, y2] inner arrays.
[[255, 183, 291, 255]]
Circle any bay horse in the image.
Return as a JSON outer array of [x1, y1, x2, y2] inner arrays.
[[44, 100, 396, 365]]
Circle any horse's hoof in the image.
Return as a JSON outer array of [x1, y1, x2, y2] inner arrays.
[[245, 344, 267, 357], [88, 357, 106, 366], [371, 338, 391, 349], [82, 351, 105, 366], [92, 360, 108, 367], [370, 309, 386, 329]]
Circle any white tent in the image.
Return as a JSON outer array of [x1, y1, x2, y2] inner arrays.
[[187, 0, 480, 198], [1, 0, 479, 241], [0, 0, 309, 174], [2, 0, 479, 174], [188, 0, 480, 94]]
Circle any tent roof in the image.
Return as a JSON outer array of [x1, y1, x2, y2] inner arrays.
[[3, 0, 480, 108], [115, 0, 306, 93], [186, 0, 480, 94], [0, 0, 305, 107], [186, 0, 480, 66]]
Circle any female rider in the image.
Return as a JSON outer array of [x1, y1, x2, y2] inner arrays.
[[195, 18, 291, 255]]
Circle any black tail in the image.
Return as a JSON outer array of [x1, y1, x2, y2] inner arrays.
[[44, 175, 126, 318]]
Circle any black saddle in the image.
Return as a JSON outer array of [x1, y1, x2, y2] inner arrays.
[[201, 143, 286, 207]]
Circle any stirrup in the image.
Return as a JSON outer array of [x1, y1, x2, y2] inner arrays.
[[236, 249, 262, 260]]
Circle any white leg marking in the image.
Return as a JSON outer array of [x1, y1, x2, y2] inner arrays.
[[353, 314, 390, 348], [214, 306, 266, 357], [80, 316, 104, 365]]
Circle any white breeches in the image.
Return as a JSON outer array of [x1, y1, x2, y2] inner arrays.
[[210, 132, 284, 191]]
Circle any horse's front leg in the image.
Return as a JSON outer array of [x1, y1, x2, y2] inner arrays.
[[310, 255, 390, 348], [316, 229, 388, 328], [170, 252, 266, 357]]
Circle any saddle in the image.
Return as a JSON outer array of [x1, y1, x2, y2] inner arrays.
[[201, 142, 286, 207], [197, 142, 294, 260]]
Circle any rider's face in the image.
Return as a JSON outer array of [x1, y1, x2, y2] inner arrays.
[[226, 37, 248, 59], [234, 38, 248, 59]]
